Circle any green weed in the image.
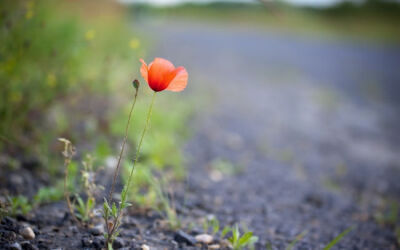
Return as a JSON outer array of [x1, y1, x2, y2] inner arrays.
[[34, 185, 64, 205], [323, 227, 353, 250], [225, 224, 259, 250], [8, 195, 32, 216], [203, 215, 220, 235]]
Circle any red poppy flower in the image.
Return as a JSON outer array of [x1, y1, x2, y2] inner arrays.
[[140, 58, 188, 92]]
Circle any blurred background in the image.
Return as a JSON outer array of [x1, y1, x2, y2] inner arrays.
[[1, 0, 400, 248]]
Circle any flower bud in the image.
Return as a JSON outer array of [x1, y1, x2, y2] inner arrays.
[[132, 79, 140, 90]]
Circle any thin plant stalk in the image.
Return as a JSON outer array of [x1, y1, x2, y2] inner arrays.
[[108, 87, 139, 202], [60, 139, 80, 225], [104, 85, 139, 242], [106, 91, 156, 246], [123, 91, 156, 206], [64, 159, 80, 225]]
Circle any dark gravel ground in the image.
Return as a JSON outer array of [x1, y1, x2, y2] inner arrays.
[[1, 19, 400, 250]]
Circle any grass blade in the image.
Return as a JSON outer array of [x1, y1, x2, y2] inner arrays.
[[286, 230, 308, 250], [323, 227, 353, 250]]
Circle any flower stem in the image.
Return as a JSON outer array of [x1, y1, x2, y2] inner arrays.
[[124, 91, 156, 196], [108, 88, 138, 202], [107, 91, 157, 246], [105, 87, 138, 244]]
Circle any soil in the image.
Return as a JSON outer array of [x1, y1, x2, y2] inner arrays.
[[1, 19, 400, 249]]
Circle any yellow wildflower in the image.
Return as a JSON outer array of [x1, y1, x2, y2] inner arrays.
[[47, 73, 56, 87], [129, 38, 140, 49], [85, 29, 96, 41]]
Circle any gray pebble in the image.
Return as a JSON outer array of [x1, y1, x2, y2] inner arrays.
[[89, 224, 104, 236], [19, 226, 35, 240]]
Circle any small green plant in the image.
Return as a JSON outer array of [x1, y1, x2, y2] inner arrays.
[[203, 215, 220, 235], [222, 224, 258, 250], [75, 195, 95, 222], [323, 227, 353, 250], [59, 138, 80, 224], [8, 195, 32, 216], [59, 140, 98, 224], [75, 154, 98, 222], [34, 185, 64, 205]]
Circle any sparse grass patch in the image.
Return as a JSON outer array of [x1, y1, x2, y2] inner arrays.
[[203, 215, 220, 236], [34, 185, 64, 205], [7, 195, 32, 216]]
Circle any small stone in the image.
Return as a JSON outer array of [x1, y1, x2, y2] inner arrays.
[[20, 226, 35, 240], [89, 224, 104, 236], [20, 241, 39, 250], [81, 237, 93, 247], [105, 156, 118, 170], [171, 240, 179, 248], [112, 237, 125, 249], [209, 244, 220, 249], [195, 234, 213, 244], [93, 236, 105, 249], [141, 244, 150, 250], [112, 193, 122, 201], [68, 225, 79, 233], [174, 230, 197, 246], [10, 174, 24, 186], [209, 170, 223, 182], [8, 242, 22, 250]]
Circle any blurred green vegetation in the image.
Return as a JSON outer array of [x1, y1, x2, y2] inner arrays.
[[132, 1, 400, 43], [0, 0, 193, 209], [0, 0, 143, 159]]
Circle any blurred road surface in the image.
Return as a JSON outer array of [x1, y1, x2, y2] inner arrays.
[[140, 20, 400, 249]]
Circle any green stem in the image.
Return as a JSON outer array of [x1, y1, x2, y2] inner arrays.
[[124, 91, 156, 197], [105, 88, 138, 244], [64, 157, 80, 225], [107, 91, 157, 244], [108, 89, 138, 202]]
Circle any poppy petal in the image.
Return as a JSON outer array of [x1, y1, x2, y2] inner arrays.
[[148, 58, 175, 91], [139, 59, 149, 83], [166, 67, 188, 92]]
